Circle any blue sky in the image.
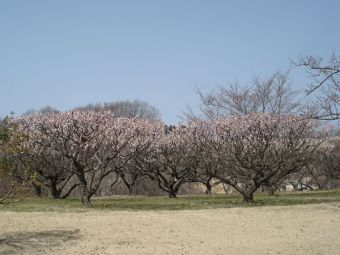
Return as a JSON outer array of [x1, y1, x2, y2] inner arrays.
[[1, 0, 340, 123]]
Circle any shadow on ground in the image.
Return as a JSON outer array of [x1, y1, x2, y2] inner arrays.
[[0, 229, 80, 255]]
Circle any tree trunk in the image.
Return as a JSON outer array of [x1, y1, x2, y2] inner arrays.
[[60, 183, 80, 199], [205, 182, 212, 194], [243, 193, 254, 203], [81, 189, 92, 207], [31, 182, 42, 197], [51, 189, 61, 199], [50, 184, 61, 199], [168, 180, 180, 198], [128, 186, 134, 196], [168, 185, 178, 198], [77, 172, 92, 206], [122, 176, 135, 196], [168, 191, 177, 198], [267, 186, 275, 196]]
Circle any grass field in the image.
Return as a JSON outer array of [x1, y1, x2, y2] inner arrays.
[[1, 189, 340, 212]]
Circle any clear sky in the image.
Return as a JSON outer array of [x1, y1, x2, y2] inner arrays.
[[1, 0, 340, 123]]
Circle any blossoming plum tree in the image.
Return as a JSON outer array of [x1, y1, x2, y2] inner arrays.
[[17, 111, 163, 206], [138, 124, 200, 198], [114, 119, 164, 195], [193, 114, 324, 202]]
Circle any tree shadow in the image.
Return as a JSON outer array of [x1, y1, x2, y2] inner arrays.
[[0, 229, 80, 255]]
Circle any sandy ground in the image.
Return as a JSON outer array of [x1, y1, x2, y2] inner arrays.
[[1, 203, 340, 255]]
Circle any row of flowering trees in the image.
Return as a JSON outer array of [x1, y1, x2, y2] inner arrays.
[[12, 111, 326, 206]]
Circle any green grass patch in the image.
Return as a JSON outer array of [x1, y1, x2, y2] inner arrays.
[[1, 190, 340, 212]]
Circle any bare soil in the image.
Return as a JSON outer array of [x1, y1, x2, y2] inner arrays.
[[1, 203, 340, 255]]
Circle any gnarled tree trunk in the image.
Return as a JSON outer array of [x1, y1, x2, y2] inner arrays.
[[242, 193, 254, 203], [81, 189, 93, 207]]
